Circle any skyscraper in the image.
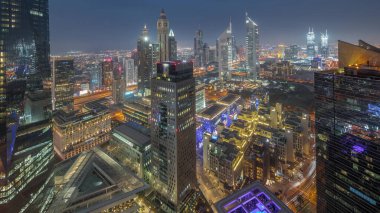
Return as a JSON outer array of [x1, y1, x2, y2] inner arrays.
[[320, 30, 329, 58], [151, 61, 196, 210], [0, 0, 54, 211], [315, 41, 380, 212], [245, 12, 259, 80], [112, 79, 125, 104], [306, 28, 316, 59], [52, 57, 74, 111], [101, 58, 113, 89], [202, 43, 210, 65], [123, 58, 136, 86], [168, 29, 177, 61], [137, 25, 154, 96], [194, 29, 204, 67], [217, 19, 233, 81], [157, 9, 169, 62]]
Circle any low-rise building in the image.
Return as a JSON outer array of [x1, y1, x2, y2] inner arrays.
[[48, 148, 149, 212], [109, 123, 151, 181], [215, 181, 292, 213], [123, 96, 151, 128], [208, 141, 244, 189], [53, 102, 111, 160]]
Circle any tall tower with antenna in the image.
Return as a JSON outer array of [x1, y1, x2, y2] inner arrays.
[[157, 9, 170, 62]]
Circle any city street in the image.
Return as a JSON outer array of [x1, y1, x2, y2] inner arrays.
[[196, 156, 226, 211]]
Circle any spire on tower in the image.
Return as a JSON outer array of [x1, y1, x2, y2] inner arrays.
[[169, 29, 174, 37], [228, 16, 232, 33], [159, 9, 167, 19]]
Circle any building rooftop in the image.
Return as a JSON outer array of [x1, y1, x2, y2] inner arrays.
[[197, 103, 227, 120], [215, 181, 291, 213], [217, 94, 240, 106], [211, 141, 239, 162], [53, 102, 109, 126], [48, 148, 148, 213], [124, 97, 151, 114], [26, 90, 51, 102], [113, 124, 150, 147]]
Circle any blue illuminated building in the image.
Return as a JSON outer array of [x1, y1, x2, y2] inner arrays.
[[215, 181, 291, 213], [196, 94, 241, 144]]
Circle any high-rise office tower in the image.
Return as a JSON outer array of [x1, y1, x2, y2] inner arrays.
[[245, 12, 259, 80], [194, 29, 204, 67], [52, 57, 74, 111], [157, 9, 169, 62], [123, 58, 136, 86], [151, 43, 160, 77], [209, 47, 216, 63], [137, 25, 154, 96], [0, 0, 54, 211], [168, 29, 177, 61], [202, 43, 210, 65], [320, 30, 329, 58], [151, 62, 196, 210], [315, 41, 380, 212], [306, 28, 316, 59], [101, 58, 113, 89], [217, 19, 233, 81]]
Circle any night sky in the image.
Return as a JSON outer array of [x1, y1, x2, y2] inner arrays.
[[50, 0, 380, 54]]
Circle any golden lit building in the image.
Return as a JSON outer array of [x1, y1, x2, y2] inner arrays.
[[338, 40, 380, 68], [209, 141, 244, 189], [53, 102, 111, 160]]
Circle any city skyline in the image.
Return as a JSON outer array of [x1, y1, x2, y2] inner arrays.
[[2, 0, 380, 212], [50, 0, 380, 54]]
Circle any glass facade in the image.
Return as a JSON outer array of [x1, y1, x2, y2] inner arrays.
[[0, 0, 54, 211], [151, 62, 196, 209], [52, 57, 74, 111], [245, 12, 259, 80], [217, 20, 233, 81], [315, 71, 380, 212]]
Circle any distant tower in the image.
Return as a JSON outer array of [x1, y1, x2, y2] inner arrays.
[[245, 12, 259, 80], [306, 27, 316, 59], [157, 9, 169, 62], [217, 18, 233, 81], [320, 30, 329, 58], [52, 57, 74, 111], [101, 58, 113, 90], [168, 29, 177, 61], [112, 63, 125, 104], [202, 43, 210, 65], [151, 62, 196, 210], [194, 29, 204, 67], [137, 25, 153, 96], [123, 58, 135, 86]]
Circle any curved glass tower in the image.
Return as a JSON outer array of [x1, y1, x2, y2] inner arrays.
[[0, 0, 54, 212]]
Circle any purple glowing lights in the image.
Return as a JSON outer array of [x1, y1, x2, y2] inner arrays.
[[352, 145, 364, 153]]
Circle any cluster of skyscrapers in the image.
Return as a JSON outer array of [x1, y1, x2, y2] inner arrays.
[[215, 13, 259, 81], [1, 1, 380, 212], [306, 28, 329, 59], [137, 9, 177, 96]]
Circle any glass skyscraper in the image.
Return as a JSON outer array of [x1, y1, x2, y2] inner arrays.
[[217, 19, 233, 81], [315, 68, 380, 212], [151, 61, 197, 211], [0, 0, 54, 212], [245, 12, 259, 80]]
